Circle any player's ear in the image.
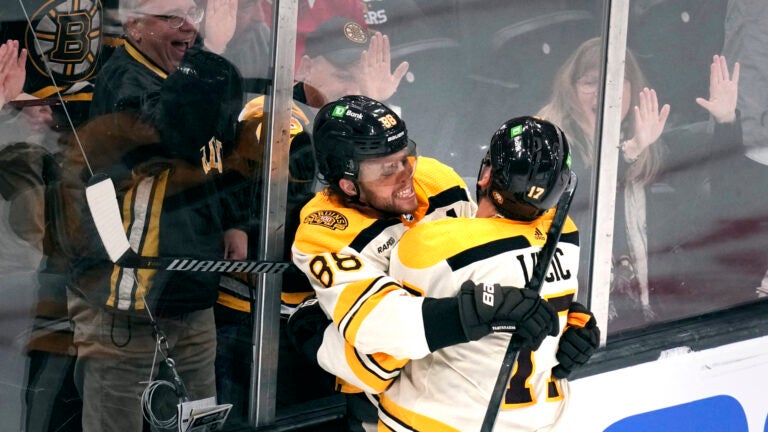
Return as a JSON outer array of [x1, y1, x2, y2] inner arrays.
[[477, 164, 492, 189], [339, 178, 358, 196]]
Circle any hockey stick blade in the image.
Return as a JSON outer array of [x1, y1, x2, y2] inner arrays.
[[85, 173, 294, 274], [481, 172, 578, 432]]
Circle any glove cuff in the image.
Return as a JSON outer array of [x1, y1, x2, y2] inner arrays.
[[422, 297, 469, 352]]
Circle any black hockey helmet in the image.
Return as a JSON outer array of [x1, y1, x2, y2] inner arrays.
[[482, 116, 572, 221], [313, 95, 414, 190]]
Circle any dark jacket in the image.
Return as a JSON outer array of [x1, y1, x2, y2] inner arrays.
[[65, 40, 249, 317]]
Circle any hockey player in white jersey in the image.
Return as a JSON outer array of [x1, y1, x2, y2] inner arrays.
[[290, 95, 477, 427], [376, 116, 600, 431]]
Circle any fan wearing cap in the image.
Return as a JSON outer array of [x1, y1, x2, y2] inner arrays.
[[229, 15, 410, 319], [295, 16, 409, 107]]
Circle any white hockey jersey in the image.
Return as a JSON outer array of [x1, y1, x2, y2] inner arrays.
[[381, 212, 580, 431]]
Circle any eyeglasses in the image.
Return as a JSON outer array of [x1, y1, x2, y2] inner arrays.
[[133, 7, 205, 29], [576, 75, 631, 96], [575, 76, 600, 95]]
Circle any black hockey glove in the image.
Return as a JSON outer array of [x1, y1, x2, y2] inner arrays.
[[551, 302, 600, 379], [286, 295, 332, 366], [458, 280, 559, 350]]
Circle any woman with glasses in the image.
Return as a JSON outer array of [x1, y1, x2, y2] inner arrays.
[[537, 37, 740, 330]]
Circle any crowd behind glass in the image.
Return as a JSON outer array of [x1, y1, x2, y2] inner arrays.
[[0, 0, 765, 430]]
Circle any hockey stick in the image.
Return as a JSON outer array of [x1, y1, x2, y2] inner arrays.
[[85, 173, 295, 274], [480, 172, 578, 432]]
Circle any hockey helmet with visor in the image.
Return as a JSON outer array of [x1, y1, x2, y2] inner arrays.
[[313, 95, 417, 189]]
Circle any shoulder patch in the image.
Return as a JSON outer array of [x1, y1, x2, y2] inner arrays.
[[304, 210, 349, 231]]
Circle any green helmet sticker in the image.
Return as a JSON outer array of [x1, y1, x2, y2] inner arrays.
[[566, 152, 572, 169], [511, 125, 523, 137], [332, 105, 348, 118]]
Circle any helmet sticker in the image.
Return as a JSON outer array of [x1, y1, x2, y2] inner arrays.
[[510, 125, 524, 137], [332, 105, 348, 118], [378, 114, 398, 129], [566, 153, 572, 169], [492, 191, 504, 205], [527, 186, 546, 200], [387, 130, 405, 142]]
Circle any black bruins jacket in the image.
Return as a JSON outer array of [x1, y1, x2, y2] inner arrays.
[[63, 40, 249, 317]]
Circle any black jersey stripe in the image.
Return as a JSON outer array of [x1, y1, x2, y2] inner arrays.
[[364, 351, 403, 376], [379, 403, 418, 432], [446, 235, 532, 271], [350, 346, 400, 385], [349, 217, 402, 253], [425, 185, 470, 216], [339, 276, 401, 340], [560, 230, 579, 246]]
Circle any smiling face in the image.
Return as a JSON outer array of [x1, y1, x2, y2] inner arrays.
[[124, 0, 199, 73], [342, 147, 419, 215]]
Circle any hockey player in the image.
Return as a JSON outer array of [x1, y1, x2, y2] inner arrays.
[[289, 94, 476, 426], [377, 116, 600, 431]]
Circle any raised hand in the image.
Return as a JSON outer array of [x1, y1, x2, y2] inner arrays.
[[696, 54, 740, 123], [624, 87, 670, 160], [358, 32, 409, 102], [0, 40, 28, 106], [204, 0, 238, 54]]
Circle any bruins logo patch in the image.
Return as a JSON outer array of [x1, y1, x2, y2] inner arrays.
[[304, 210, 349, 231], [492, 190, 504, 205], [26, 0, 103, 83], [343, 21, 368, 44]]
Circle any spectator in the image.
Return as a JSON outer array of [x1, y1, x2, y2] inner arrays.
[[714, 0, 768, 296], [537, 37, 739, 328], [62, 1, 249, 430]]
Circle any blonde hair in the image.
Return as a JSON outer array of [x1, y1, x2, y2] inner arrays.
[[537, 37, 662, 183]]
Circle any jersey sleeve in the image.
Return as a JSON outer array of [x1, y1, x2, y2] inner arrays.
[[292, 196, 433, 357], [315, 324, 408, 394]]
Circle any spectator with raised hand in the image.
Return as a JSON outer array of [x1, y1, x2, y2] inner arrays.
[[216, 13, 412, 425], [0, 39, 52, 138], [358, 31, 409, 103], [537, 37, 740, 328]]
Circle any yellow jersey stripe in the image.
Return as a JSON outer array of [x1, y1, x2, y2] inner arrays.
[[379, 393, 460, 432]]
